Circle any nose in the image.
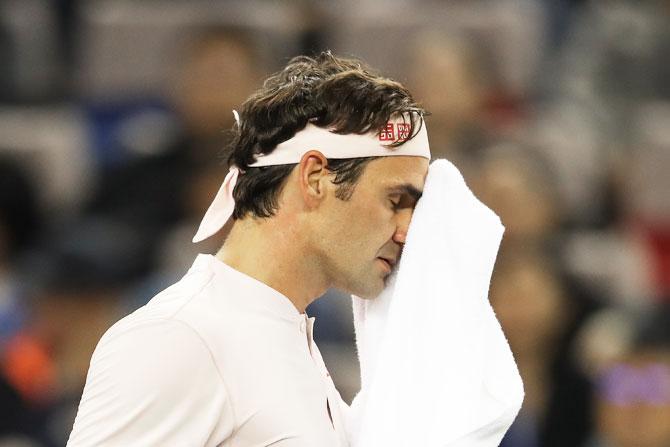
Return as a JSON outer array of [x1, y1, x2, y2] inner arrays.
[[392, 228, 406, 245], [392, 209, 413, 245]]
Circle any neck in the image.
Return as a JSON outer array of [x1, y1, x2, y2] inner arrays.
[[215, 215, 328, 313]]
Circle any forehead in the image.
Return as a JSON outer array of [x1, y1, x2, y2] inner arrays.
[[362, 156, 429, 191]]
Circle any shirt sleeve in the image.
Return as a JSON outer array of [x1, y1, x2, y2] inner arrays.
[[67, 319, 233, 447]]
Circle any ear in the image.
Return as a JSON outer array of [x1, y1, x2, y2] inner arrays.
[[298, 150, 330, 209]]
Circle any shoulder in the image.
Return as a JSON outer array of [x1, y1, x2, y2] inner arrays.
[[102, 261, 220, 341], [85, 318, 226, 415], [90, 257, 238, 383], [69, 319, 232, 446], [93, 318, 221, 386]]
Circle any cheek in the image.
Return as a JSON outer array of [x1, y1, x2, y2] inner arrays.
[[353, 203, 395, 242], [344, 212, 392, 260], [322, 190, 396, 255]]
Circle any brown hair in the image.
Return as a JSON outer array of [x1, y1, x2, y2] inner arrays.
[[224, 51, 427, 220]]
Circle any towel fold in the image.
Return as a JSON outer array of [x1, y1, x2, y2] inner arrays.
[[347, 159, 524, 447]]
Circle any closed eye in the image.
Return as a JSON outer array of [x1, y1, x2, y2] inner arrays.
[[388, 193, 418, 211], [385, 184, 423, 211]]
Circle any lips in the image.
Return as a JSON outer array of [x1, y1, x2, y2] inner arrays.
[[378, 256, 397, 268], [377, 258, 392, 273]]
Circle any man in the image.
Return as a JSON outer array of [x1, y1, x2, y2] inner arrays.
[[67, 52, 430, 446]]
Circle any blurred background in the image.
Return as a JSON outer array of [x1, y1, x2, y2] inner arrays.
[[0, 0, 669, 446]]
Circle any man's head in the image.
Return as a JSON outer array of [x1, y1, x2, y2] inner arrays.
[[174, 27, 261, 139], [222, 52, 429, 298]]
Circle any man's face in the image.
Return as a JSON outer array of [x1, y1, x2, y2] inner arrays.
[[311, 156, 429, 298]]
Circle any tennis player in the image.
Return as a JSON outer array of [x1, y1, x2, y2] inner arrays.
[[67, 52, 430, 446]]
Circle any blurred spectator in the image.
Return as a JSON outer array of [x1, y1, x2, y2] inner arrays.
[[0, 0, 65, 102], [491, 246, 595, 447], [86, 27, 263, 282], [1, 218, 146, 445], [534, 0, 670, 228], [620, 102, 670, 300], [408, 32, 489, 166], [152, 26, 264, 279], [469, 144, 563, 249], [171, 27, 261, 152], [586, 305, 670, 447], [0, 156, 40, 267], [0, 155, 40, 350], [559, 100, 670, 313], [0, 155, 41, 444]]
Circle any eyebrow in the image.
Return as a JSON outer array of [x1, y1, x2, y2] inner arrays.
[[386, 184, 423, 202]]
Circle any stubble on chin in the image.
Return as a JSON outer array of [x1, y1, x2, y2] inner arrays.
[[332, 256, 388, 299], [350, 275, 386, 300]]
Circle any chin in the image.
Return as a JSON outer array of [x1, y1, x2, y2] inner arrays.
[[332, 262, 387, 298], [354, 292, 381, 300], [346, 279, 385, 300]]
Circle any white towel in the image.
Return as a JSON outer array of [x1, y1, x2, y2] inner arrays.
[[346, 159, 524, 447]]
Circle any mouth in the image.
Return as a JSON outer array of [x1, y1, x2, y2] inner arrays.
[[377, 256, 396, 272]]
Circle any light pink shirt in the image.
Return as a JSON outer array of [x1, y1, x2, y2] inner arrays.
[[68, 254, 350, 447]]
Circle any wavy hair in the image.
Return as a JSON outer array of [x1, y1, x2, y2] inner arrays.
[[223, 51, 427, 220]]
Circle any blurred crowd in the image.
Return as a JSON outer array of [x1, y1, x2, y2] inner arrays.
[[0, 0, 669, 446]]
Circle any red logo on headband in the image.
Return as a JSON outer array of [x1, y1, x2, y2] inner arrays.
[[379, 123, 395, 141], [397, 123, 411, 141], [379, 123, 411, 142]]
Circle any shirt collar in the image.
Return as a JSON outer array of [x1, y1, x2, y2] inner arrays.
[[191, 254, 306, 324]]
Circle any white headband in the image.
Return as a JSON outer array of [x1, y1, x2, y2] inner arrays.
[[192, 116, 431, 242]]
